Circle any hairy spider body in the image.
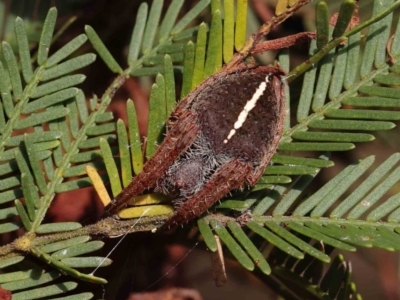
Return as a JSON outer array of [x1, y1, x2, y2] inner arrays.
[[106, 65, 285, 228]]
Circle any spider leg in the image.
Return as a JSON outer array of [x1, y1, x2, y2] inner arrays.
[[161, 159, 252, 229], [251, 32, 316, 54], [105, 110, 200, 215]]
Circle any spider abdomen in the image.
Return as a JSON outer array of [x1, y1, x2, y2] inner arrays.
[[191, 66, 284, 166]]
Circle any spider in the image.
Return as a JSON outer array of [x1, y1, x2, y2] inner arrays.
[[104, 14, 314, 228], [104, 64, 285, 228]]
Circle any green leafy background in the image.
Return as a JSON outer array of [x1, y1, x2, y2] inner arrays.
[[0, 0, 399, 299]]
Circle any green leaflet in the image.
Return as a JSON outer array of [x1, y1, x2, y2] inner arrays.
[[171, 0, 211, 34], [117, 119, 133, 187], [85, 26, 122, 73], [100, 138, 122, 196], [142, 0, 164, 54], [271, 155, 334, 168], [197, 219, 217, 251], [12, 282, 78, 299], [46, 34, 88, 68], [61, 257, 111, 268], [0, 256, 25, 269], [158, 0, 184, 43], [23, 88, 79, 114], [191, 23, 207, 88], [146, 75, 166, 158], [3, 42, 23, 101], [181, 41, 195, 99], [204, 9, 222, 77], [234, 0, 247, 51], [15, 17, 33, 83], [15, 108, 70, 129], [41, 54, 96, 81], [2, 270, 61, 292], [0, 268, 42, 284], [40, 236, 91, 254], [164, 55, 176, 118], [14, 199, 32, 230], [36, 222, 82, 234], [37, 8, 57, 66], [126, 99, 143, 174], [223, 0, 234, 63], [32, 75, 86, 99], [316, 1, 329, 50], [332, 0, 356, 38], [128, 2, 148, 64]]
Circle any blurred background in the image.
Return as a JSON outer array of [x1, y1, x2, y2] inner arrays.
[[0, 0, 399, 299]]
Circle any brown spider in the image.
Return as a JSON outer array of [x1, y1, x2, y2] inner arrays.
[[105, 64, 285, 228], [104, 5, 315, 229]]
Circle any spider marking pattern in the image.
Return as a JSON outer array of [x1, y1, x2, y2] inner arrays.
[[223, 74, 272, 144]]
